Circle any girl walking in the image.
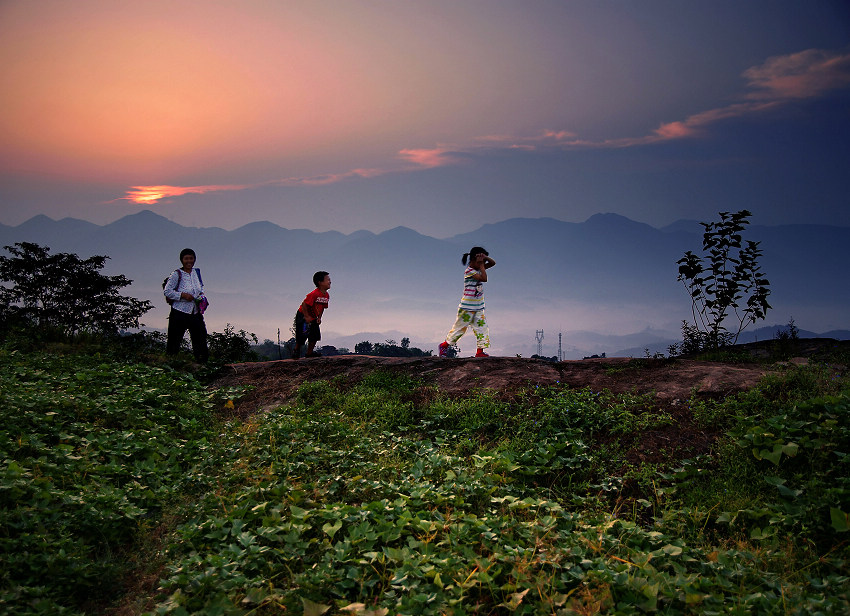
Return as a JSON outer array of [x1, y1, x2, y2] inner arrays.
[[439, 246, 496, 357]]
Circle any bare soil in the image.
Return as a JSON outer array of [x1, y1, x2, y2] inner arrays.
[[214, 337, 850, 416], [216, 354, 773, 417], [211, 339, 849, 469]]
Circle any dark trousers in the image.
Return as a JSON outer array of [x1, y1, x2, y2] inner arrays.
[[166, 308, 208, 362], [294, 311, 321, 346], [292, 311, 321, 358]]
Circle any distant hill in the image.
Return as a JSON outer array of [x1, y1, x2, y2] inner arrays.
[[1, 211, 847, 358], [614, 325, 850, 359]]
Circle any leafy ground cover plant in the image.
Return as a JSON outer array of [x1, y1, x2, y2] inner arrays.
[[0, 346, 231, 614], [150, 371, 849, 614], [717, 394, 850, 544], [4, 350, 850, 615]]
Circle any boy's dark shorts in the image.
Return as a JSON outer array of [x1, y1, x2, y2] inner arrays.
[[294, 311, 321, 345]]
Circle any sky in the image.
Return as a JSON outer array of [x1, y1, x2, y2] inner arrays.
[[1, 0, 850, 237]]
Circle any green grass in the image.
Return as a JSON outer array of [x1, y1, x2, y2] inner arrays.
[[2, 346, 849, 615]]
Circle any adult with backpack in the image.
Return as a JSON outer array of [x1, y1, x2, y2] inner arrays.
[[163, 248, 209, 363]]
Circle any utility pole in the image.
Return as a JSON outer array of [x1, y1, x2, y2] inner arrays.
[[558, 332, 563, 362], [535, 329, 544, 357]]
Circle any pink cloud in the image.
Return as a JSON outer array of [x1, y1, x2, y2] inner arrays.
[[653, 121, 695, 140], [541, 129, 578, 141], [642, 49, 850, 146], [397, 148, 460, 168], [120, 49, 850, 207], [475, 129, 577, 147], [652, 101, 780, 141], [274, 168, 387, 186], [604, 48, 850, 147], [744, 48, 850, 100]]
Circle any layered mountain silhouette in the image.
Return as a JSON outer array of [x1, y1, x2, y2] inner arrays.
[[1, 210, 847, 358]]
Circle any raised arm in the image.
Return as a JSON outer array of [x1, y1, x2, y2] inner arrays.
[[472, 260, 494, 282]]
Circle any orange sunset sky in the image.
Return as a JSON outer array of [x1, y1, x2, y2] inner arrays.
[[2, 0, 849, 235]]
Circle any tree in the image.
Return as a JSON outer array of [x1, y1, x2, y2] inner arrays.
[[0, 242, 152, 338], [676, 211, 771, 351], [355, 341, 374, 355]]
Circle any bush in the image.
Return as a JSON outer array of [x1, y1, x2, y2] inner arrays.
[[207, 323, 259, 364]]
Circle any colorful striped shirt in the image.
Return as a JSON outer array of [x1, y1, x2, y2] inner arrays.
[[458, 266, 484, 311]]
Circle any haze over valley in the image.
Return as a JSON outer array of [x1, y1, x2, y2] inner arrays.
[[3, 211, 847, 358]]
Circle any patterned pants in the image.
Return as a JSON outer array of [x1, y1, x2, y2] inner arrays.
[[446, 309, 490, 349]]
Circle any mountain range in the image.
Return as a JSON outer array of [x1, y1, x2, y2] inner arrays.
[[1, 210, 847, 358]]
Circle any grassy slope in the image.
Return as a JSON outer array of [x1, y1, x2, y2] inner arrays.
[[1, 346, 849, 615]]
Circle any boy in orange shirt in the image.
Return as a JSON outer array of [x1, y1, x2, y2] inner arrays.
[[292, 271, 330, 359]]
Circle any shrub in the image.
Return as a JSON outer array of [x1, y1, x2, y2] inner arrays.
[[677, 210, 771, 351]]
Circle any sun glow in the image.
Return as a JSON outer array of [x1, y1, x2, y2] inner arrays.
[[130, 188, 169, 205], [124, 185, 248, 205]]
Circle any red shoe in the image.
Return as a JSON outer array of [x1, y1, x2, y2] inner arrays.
[[475, 348, 489, 357], [439, 341, 450, 357]]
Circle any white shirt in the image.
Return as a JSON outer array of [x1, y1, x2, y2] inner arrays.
[[163, 268, 205, 315]]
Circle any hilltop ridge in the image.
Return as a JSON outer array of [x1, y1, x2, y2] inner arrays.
[[215, 354, 775, 418], [215, 336, 850, 417]]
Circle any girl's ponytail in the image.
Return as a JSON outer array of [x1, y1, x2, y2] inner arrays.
[[462, 252, 470, 265]]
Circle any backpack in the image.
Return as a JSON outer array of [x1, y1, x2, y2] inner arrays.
[[163, 269, 182, 305], [162, 268, 204, 305]]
